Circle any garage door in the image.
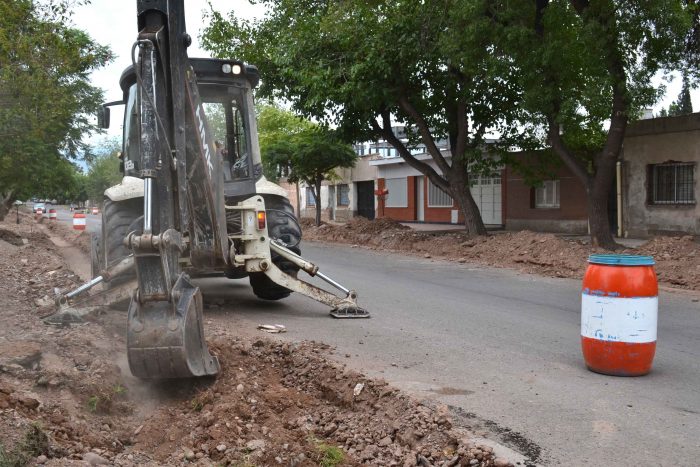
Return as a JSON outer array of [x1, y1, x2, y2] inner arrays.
[[470, 175, 502, 225]]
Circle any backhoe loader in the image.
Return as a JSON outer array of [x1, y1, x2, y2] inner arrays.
[[48, 0, 368, 380]]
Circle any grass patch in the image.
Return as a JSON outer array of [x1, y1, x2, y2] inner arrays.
[[0, 423, 49, 467], [87, 395, 100, 413], [308, 436, 344, 467]]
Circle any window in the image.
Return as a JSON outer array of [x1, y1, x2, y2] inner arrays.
[[306, 187, 316, 207], [385, 178, 408, 207], [336, 184, 350, 206], [428, 180, 453, 207], [649, 163, 695, 205], [535, 180, 560, 208]]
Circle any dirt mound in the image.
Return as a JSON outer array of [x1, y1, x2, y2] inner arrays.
[[0, 214, 513, 467], [636, 235, 700, 288], [344, 217, 410, 235], [0, 227, 24, 246], [132, 338, 505, 466], [303, 221, 700, 291]]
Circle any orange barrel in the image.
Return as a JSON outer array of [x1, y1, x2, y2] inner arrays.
[[581, 254, 658, 376], [73, 213, 87, 231], [92, 207, 99, 215], [48, 209, 57, 221]]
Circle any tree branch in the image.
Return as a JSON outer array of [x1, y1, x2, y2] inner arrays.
[[371, 116, 451, 193], [397, 96, 452, 175], [547, 119, 592, 187]]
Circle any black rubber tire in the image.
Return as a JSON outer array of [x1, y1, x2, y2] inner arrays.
[[102, 198, 142, 287], [248, 195, 302, 301]]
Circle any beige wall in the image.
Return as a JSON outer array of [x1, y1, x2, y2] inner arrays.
[[623, 114, 700, 237]]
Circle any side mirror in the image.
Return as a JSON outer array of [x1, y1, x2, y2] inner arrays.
[[97, 105, 110, 128]]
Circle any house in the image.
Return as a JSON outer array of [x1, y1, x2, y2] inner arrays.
[[622, 113, 699, 237], [503, 156, 589, 234], [370, 152, 504, 226], [297, 155, 378, 221]]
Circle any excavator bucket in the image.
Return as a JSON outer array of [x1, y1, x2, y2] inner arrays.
[[126, 274, 219, 379]]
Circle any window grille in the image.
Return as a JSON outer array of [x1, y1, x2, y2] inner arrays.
[[336, 184, 350, 206], [428, 180, 453, 207], [650, 163, 695, 205], [306, 187, 316, 206], [535, 180, 560, 208]]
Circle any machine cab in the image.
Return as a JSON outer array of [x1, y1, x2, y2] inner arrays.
[[117, 58, 263, 199]]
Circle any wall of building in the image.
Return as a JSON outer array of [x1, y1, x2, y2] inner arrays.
[[377, 177, 417, 221], [623, 114, 700, 237], [504, 164, 589, 234]]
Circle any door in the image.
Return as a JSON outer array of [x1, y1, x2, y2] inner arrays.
[[470, 174, 503, 225], [356, 181, 375, 220], [416, 176, 425, 221]]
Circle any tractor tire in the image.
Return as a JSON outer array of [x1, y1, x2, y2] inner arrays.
[[248, 195, 302, 301], [102, 198, 142, 287]]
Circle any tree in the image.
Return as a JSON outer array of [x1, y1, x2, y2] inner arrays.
[[265, 128, 357, 226], [0, 0, 111, 219], [84, 138, 122, 204], [202, 0, 523, 236], [511, 0, 695, 248], [668, 75, 694, 116], [256, 103, 316, 182]]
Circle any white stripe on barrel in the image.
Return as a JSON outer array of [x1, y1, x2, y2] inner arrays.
[[73, 213, 87, 231]]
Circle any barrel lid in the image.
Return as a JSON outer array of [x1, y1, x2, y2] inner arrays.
[[588, 254, 655, 266]]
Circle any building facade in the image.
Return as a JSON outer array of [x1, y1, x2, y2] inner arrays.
[[622, 113, 699, 237]]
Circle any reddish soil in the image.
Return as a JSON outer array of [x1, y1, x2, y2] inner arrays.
[[301, 217, 700, 292], [0, 212, 513, 466]]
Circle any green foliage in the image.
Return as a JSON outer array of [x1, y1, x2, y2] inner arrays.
[[87, 395, 100, 413], [0, 423, 49, 467], [264, 124, 356, 225], [317, 443, 344, 467], [256, 103, 316, 181], [503, 0, 696, 247], [0, 0, 111, 213], [202, 0, 529, 234], [85, 138, 122, 204], [668, 75, 694, 116]]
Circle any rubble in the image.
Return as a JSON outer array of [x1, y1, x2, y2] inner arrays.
[[302, 220, 700, 291], [0, 212, 514, 466]]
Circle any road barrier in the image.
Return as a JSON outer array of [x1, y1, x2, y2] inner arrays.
[[92, 207, 99, 215], [73, 213, 87, 231], [581, 254, 658, 376], [48, 209, 57, 221]]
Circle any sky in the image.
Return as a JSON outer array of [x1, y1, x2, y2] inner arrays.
[[71, 0, 265, 142], [70, 1, 699, 146]]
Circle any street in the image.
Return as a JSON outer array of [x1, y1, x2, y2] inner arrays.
[[52, 207, 700, 465], [204, 243, 700, 466]]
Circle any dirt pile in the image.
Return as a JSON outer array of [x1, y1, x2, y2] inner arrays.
[[131, 339, 508, 466], [302, 220, 700, 291], [0, 214, 514, 466]]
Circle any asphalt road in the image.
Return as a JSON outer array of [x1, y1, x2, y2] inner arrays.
[[54, 205, 101, 233], [52, 207, 700, 465], [201, 242, 700, 466]]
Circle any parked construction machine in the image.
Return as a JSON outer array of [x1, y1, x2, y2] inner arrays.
[[49, 0, 368, 380]]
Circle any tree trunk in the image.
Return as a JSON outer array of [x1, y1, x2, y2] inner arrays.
[[295, 181, 301, 218], [0, 190, 14, 221], [587, 157, 618, 249], [449, 172, 487, 236], [314, 179, 322, 227]]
